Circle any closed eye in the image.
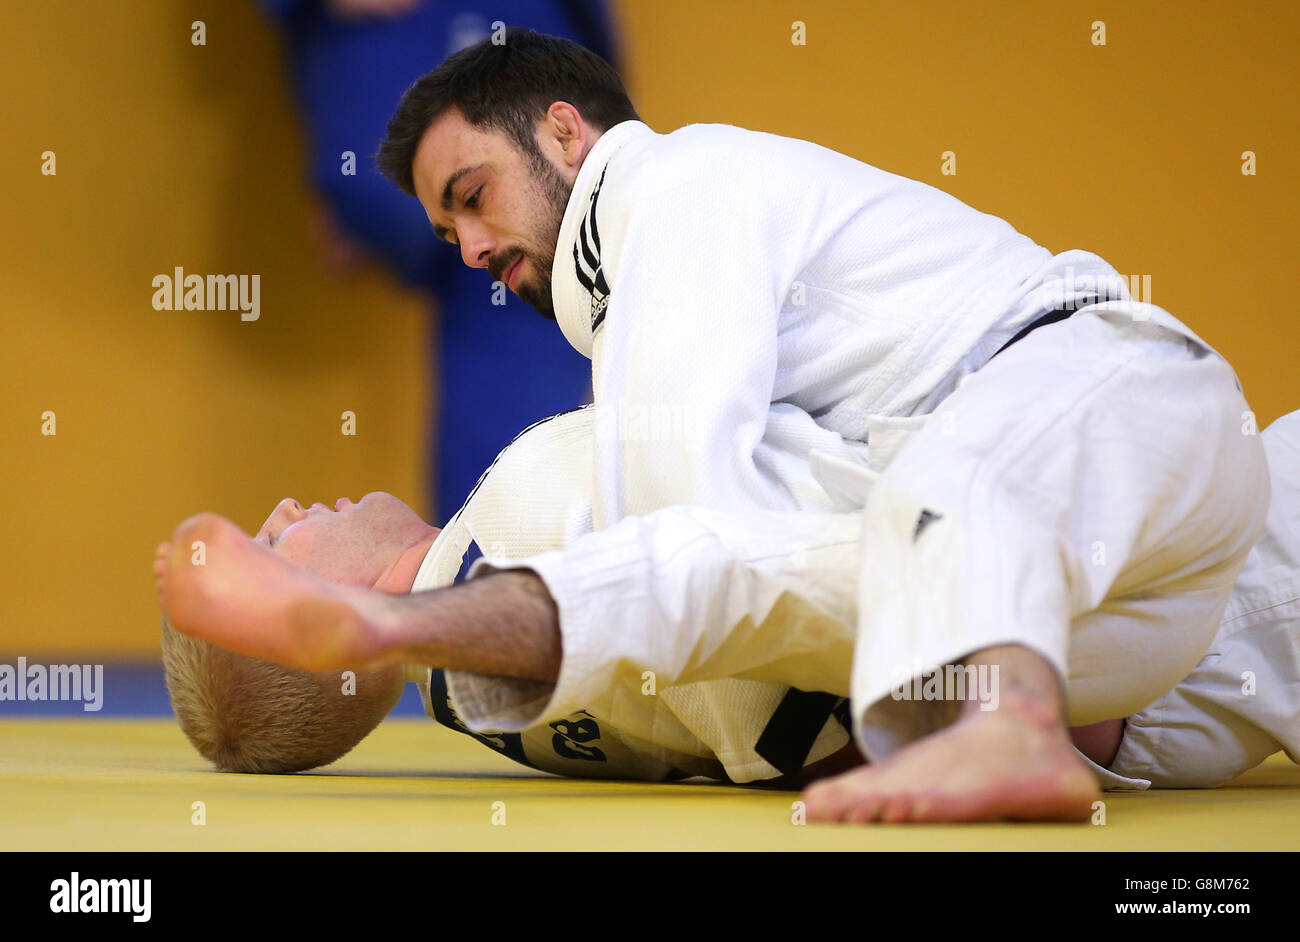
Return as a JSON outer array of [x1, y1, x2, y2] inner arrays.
[[433, 186, 482, 244]]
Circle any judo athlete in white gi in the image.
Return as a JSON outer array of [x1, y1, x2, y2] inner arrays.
[[155, 30, 1271, 822]]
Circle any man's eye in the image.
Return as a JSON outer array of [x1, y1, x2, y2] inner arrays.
[[466, 188, 482, 209]]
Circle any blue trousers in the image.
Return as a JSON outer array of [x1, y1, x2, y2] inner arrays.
[[264, 0, 614, 517]]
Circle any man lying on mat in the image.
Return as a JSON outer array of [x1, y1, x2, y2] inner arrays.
[[158, 407, 1300, 796]]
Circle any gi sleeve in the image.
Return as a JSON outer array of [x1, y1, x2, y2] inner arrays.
[[443, 504, 863, 732]]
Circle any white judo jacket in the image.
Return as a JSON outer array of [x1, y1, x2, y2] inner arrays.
[[557, 120, 1129, 522], [434, 119, 1129, 747]]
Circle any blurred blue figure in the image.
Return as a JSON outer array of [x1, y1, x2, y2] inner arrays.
[[263, 0, 619, 519]]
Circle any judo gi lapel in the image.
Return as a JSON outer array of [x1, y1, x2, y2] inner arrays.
[[550, 120, 655, 359], [572, 165, 611, 336]]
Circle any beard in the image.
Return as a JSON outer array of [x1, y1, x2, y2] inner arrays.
[[511, 148, 573, 322]]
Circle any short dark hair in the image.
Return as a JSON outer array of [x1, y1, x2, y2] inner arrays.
[[375, 28, 639, 197]]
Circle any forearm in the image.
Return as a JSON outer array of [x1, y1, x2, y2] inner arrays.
[[392, 570, 562, 684]]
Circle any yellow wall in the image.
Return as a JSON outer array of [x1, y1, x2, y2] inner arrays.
[[1, 1, 1294, 655], [616, 0, 1296, 419], [1, 2, 431, 655]]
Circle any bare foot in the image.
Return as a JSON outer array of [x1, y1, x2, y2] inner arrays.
[[801, 695, 1099, 823], [155, 513, 403, 672]]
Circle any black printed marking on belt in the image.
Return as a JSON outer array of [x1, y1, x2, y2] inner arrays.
[[755, 688, 842, 778]]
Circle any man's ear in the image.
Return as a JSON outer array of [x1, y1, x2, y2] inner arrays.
[[542, 102, 592, 173]]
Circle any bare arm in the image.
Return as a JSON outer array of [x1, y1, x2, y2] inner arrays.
[[384, 570, 562, 684]]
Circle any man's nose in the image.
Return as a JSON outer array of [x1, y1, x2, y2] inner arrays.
[[276, 498, 307, 523], [457, 221, 494, 270]]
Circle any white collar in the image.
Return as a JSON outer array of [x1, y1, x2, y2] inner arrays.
[[550, 120, 657, 358]]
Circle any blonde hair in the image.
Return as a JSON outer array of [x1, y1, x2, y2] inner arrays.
[[161, 620, 404, 773]]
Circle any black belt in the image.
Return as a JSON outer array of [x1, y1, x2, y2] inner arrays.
[[990, 306, 1077, 360]]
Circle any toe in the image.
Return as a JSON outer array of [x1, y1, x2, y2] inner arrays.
[[802, 784, 846, 822], [879, 793, 913, 824], [844, 792, 887, 824], [909, 794, 935, 821]]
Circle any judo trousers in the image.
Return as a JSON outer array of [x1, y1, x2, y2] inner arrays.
[[852, 300, 1270, 759]]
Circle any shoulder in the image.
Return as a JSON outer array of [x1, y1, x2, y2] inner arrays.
[[598, 122, 860, 226], [592, 124, 766, 199], [607, 122, 791, 190]]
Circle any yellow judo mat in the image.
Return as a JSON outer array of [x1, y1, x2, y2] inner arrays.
[[3, 719, 1297, 851]]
